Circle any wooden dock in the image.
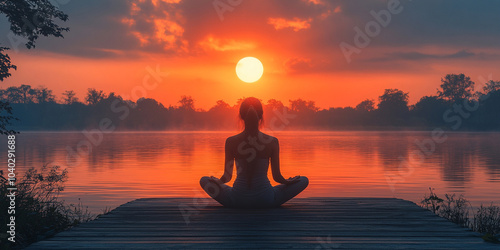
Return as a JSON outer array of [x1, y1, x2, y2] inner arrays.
[[28, 198, 496, 249]]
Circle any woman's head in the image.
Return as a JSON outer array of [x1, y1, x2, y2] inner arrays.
[[239, 97, 263, 131]]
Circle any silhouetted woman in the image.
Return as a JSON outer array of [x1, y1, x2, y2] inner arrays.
[[200, 97, 309, 208]]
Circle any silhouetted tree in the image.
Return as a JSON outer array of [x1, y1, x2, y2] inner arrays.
[[264, 99, 286, 126], [289, 99, 318, 113], [482, 80, 500, 94], [0, 100, 17, 134], [130, 97, 167, 129], [477, 89, 500, 129], [96, 92, 122, 107], [0, 0, 69, 134], [18, 84, 36, 103], [438, 74, 475, 103], [136, 97, 164, 111], [413, 96, 448, 126], [0, 85, 40, 103], [210, 100, 230, 111], [288, 99, 318, 127], [85, 88, 106, 105], [206, 100, 235, 129], [34, 86, 55, 103], [266, 99, 285, 111], [355, 99, 375, 112], [0, 0, 69, 51], [377, 89, 409, 125], [0, 47, 16, 81], [62, 90, 78, 104], [3, 86, 22, 103], [178, 95, 195, 110], [2, 82, 500, 131], [353, 99, 376, 126]]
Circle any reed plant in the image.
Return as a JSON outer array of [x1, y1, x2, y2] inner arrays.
[[0, 166, 97, 249], [421, 187, 500, 243]]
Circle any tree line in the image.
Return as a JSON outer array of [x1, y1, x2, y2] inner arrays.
[[1, 73, 500, 131]]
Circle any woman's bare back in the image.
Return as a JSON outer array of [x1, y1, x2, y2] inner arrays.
[[226, 131, 276, 162]]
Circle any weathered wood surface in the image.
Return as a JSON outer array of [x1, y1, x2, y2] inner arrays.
[[27, 198, 497, 249]]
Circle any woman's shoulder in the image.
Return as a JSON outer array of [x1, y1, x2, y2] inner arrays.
[[225, 133, 244, 144], [226, 132, 278, 144], [259, 132, 278, 144]]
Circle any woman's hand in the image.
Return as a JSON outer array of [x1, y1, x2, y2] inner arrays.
[[284, 175, 301, 185], [210, 176, 224, 185]]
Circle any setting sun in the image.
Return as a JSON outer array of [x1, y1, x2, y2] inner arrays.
[[235, 57, 264, 83]]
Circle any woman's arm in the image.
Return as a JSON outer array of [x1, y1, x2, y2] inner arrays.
[[271, 138, 299, 185], [219, 138, 234, 183]]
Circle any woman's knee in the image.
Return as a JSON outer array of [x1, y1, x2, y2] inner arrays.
[[200, 176, 223, 198], [199, 176, 210, 188], [299, 176, 309, 189]]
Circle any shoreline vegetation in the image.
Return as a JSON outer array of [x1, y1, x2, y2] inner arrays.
[[0, 166, 109, 249], [1, 73, 500, 132], [421, 188, 500, 243]]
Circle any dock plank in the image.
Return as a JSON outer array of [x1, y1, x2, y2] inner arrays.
[[27, 198, 497, 249]]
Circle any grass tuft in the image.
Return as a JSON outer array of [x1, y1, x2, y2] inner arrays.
[[421, 187, 500, 243], [0, 166, 100, 249]]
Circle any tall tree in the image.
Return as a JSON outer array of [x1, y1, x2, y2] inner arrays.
[[377, 89, 410, 125], [289, 99, 318, 113], [437, 74, 475, 103], [4, 86, 22, 103], [136, 97, 164, 111], [85, 88, 106, 105], [18, 84, 36, 103], [35, 86, 55, 103], [0, 100, 16, 134], [266, 99, 285, 111], [62, 90, 78, 104], [413, 96, 448, 126], [355, 99, 375, 112], [0, 0, 69, 134], [483, 80, 500, 94], [379, 89, 409, 108], [0, 47, 16, 81], [209, 100, 230, 111], [178, 95, 195, 110]]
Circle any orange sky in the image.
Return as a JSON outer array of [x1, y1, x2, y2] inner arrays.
[[1, 0, 500, 109]]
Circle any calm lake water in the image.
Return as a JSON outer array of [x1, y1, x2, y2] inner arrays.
[[3, 131, 500, 213]]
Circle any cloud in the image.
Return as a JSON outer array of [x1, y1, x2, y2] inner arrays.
[[1, 0, 499, 72], [379, 50, 476, 61], [198, 35, 255, 51], [268, 17, 312, 32], [284, 57, 313, 73], [121, 0, 188, 53], [152, 0, 182, 4], [303, 0, 324, 5]]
